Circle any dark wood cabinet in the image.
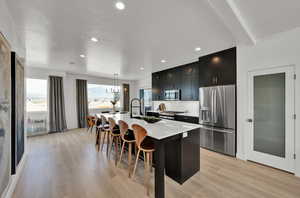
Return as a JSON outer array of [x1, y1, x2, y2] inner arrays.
[[152, 47, 236, 101], [152, 73, 161, 101], [199, 47, 236, 87], [180, 62, 199, 101], [152, 61, 199, 101], [165, 129, 200, 184], [174, 115, 199, 124]]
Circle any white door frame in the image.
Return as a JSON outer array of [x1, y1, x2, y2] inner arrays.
[[246, 65, 295, 173]]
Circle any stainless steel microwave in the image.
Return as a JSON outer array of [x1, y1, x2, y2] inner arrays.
[[164, 89, 181, 100]]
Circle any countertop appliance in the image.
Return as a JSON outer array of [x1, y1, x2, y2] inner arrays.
[[164, 89, 181, 101], [199, 85, 236, 156]]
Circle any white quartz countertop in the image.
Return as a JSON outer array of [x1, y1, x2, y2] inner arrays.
[[147, 110, 199, 117], [99, 113, 201, 140]]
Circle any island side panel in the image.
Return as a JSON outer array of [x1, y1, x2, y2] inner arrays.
[[165, 129, 200, 184]]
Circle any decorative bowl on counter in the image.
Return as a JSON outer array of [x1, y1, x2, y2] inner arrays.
[[142, 116, 161, 124]]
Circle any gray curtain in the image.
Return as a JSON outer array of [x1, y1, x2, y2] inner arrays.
[[76, 79, 88, 128], [49, 76, 67, 132]]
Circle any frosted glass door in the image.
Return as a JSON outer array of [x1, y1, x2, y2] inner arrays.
[[253, 73, 285, 157], [248, 66, 295, 173]]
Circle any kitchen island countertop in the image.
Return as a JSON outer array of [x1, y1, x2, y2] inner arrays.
[[99, 113, 200, 140]]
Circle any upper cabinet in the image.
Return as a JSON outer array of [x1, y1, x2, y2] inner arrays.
[[152, 61, 199, 101], [180, 62, 199, 101], [199, 47, 236, 87], [152, 47, 236, 101]]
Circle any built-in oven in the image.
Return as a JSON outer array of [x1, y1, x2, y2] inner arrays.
[[164, 89, 181, 100]]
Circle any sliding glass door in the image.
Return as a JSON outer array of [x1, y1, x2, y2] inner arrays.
[[26, 78, 48, 136]]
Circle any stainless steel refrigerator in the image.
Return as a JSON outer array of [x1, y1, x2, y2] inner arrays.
[[199, 85, 236, 156]]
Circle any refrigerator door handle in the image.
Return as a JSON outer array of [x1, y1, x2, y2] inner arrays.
[[212, 89, 217, 123]]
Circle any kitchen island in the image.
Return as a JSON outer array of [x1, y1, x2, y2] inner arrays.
[[100, 113, 201, 198]]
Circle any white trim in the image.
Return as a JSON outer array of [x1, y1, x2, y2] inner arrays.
[[246, 65, 295, 173], [225, 0, 257, 44], [2, 153, 27, 198]]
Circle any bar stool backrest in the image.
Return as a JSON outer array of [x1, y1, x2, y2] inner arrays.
[[100, 115, 107, 126], [108, 117, 116, 132], [95, 118, 102, 127], [118, 120, 129, 140], [131, 124, 147, 148], [87, 116, 95, 127]]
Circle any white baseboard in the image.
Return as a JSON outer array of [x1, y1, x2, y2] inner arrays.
[[2, 152, 27, 198], [236, 152, 246, 161]]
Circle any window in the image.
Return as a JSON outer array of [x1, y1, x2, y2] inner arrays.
[[26, 79, 47, 112], [88, 84, 121, 110], [26, 78, 48, 136]]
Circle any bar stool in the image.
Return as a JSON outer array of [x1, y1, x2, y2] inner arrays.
[[95, 117, 108, 151], [118, 120, 136, 177], [100, 115, 110, 153], [131, 124, 155, 196], [86, 116, 95, 133], [108, 117, 121, 166]]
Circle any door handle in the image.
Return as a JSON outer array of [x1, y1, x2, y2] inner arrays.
[[246, 118, 253, 123]]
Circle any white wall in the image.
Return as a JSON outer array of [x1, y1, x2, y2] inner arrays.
[[137, 75, 152, 90], [237, 27, 300, 176], [26, 67, 139, 130], [0, 0, 25, 58], [0, 0, 26, 197]]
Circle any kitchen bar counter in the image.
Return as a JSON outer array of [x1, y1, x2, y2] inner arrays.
[[99, 113, 201, 198], [101, 113, 200, 140]]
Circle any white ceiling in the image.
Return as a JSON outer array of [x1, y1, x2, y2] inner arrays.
[[233, 0, 300, 40], [6, 0, 300, 80]]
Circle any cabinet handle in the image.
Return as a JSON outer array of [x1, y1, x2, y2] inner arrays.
[[213, 77, 217, 84]]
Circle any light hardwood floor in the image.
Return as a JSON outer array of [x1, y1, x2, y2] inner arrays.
[[13, 129, 300, 198]]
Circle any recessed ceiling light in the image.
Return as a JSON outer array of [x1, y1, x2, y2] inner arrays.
[[161, 59, 166, 63], [91, 37, 98, 42], [140, 67, 144, 70], [195, 47, 201, 52], [115, 1, 125, 10], [80, 54, 85, 58]]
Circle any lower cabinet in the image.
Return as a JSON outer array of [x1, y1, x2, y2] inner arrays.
[[146, 112, 159, 117], [174, 115, 199, 124], [165, 129, 200, 184]]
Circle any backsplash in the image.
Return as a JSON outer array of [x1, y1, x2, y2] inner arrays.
[[152, 101, 199, 117]]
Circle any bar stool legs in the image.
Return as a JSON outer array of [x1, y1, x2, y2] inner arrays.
[[109, 135, 120, 166], [118, 141, 134, 177], [106, 133, 110, 156], [100, 131, 107, 151], [132, 149, 141, 179], [132, 148, 153, 196], [145, 152, 150, 196], [128, 143, 132, 177]]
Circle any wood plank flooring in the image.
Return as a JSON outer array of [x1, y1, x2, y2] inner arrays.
[[13, 129, 300, 198]]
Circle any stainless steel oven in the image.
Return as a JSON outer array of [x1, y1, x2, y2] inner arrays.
[[164, 89, 181, 100]]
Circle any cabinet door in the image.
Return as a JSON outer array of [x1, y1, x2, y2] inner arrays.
[[191, 62, 199, 100], [181, 63, 199, 101], [159, 71, 167, 100], [199, 59, 215, 87], [199, 47, 236, 87], [152, 73, 160, 101], [180, 65, 192, 100]]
